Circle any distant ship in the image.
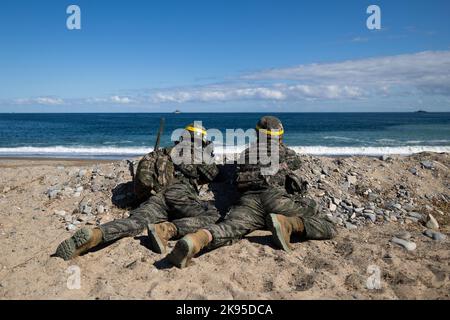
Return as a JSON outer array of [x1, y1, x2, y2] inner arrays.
[[415, 110, 428, 113], [173, 110, 181, 114]]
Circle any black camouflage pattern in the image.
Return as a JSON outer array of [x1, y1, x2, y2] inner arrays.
[[101, 140, 220, 243], [100, 179, 220, 242], [204, 143, 335, 249]]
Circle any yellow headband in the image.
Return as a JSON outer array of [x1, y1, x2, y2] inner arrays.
[[256, 125, 284, 136], [185, 126, 207, 136]]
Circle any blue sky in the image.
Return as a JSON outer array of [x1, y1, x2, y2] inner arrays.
[[0, 0, 450, 112]]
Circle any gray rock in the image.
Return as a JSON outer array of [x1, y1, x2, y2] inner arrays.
[[368, 193, 378, 202], [379, 155, 391, 161], [423, 229, 446, 241], [97, 205, 105, 214], [345, 222, 357, 230], [75, 186, 84, 193], [66, 224, 77, 231], [395, 231, 411, 240], [78, 169, 88, 177], [402, 203, 415, 212], [408, 168, 417, 175], [354, 207, 364, 214], [329, 202, 337, 212], [426, 214, 439, 230], [54, 210, 66, 216], [393, 203, 402, 210], [391, 237, 416, 251], [82, 206, 92, 215], [73, 192, 81, 198], [408, 212, 424, 220], [363, 213, 376, 223], [347, 175, 357, 185], [48, 190, 59, 199], [420, 161, 434, 170]]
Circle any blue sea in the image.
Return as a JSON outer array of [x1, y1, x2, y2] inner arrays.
[[0, 113, 449, 158]]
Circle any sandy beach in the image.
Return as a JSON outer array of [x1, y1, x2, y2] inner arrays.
[[0, 152, 448, 300]]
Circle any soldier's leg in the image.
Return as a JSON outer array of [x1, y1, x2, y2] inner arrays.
[[167, 193, 265, 268], [163, 181, 209, 219], [147, 181, 220, 253], [262, 188, 336, 250], [164, 181, 221, 236], [99, 193, 169, 242], [205, 192, 265, 248]]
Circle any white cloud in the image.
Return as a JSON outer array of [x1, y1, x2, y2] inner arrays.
[[242, 50, 450, 96], [7, 50, 450, 107], [110, 96, 133, 104], [14, 97, 65, 105]]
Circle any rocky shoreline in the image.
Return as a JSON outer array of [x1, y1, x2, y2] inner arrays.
[[0, 152, 448, 299]]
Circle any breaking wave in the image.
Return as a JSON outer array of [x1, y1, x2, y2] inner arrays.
[[0, 145, 449, 158]]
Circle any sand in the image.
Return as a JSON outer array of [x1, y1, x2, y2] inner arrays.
[[0, 153, 449, 300]]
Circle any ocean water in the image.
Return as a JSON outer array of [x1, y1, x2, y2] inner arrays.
[[0, 113, 449, 158]]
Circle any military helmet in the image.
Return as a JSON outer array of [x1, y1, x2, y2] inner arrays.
[[184, 122, 208, 143], [255, 116, 284, 137]]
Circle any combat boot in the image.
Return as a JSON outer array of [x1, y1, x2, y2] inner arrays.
[[147, 222, 177, 254], [55, 228, 104, 260], [266, 214, 305, 252], [167, 229, 211, 268]]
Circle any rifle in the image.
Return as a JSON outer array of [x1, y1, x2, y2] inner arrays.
[[154, 117, 165, 151]]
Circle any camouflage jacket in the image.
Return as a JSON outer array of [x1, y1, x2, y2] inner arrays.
[[235, 142, 307, 194], [171, 142, 220, 187]]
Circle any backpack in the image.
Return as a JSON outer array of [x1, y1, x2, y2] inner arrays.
[[134, 147, 175, 198]]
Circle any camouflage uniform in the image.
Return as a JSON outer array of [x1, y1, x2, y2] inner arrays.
[[205, 142, 336, 248], [99, 146, 220, 243]]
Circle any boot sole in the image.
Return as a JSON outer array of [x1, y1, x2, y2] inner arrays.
[[55, 228, 92, 261], [267, 214, 292, 252], [167, 238, 193, 269], [147, 224, 166, 254]]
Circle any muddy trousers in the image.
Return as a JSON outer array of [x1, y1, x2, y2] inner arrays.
[[99, 181, 220, 243], [206, 187, 336, 249]]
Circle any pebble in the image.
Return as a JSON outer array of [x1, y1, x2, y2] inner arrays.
[[363, 213, 376, 223], [391, 237, 416, 251], [329, 203, 337, 212], [379, 155, 390, 161], [347, 175, 357, 185], [97, 205, 105, 214], [354, 207, 364, 214], [78, 169, 87, 177], [368, 193, 378, 202], [345, 222, 357, 230], [75, 186, 84, 193], [82, 206, 92, 215], [402, 203, 415, 212], [66, 224, 77, 231], [395, 231, 411, 240], [2, 186, 11, 193], [426, 214, 439, 230], [73, 192, 81, 198], [48, 190, 59, 199], [423, 229, 446, 241], [333, 198, 341, 206], [420, 161, 434, 170], [408, 168, 417, 175], [408, 212, 423, 220], [54, 210, 66, 216]]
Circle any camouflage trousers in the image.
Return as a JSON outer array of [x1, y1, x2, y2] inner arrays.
[[206, 187, 336, 248], [99, 181, 220, 243]]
